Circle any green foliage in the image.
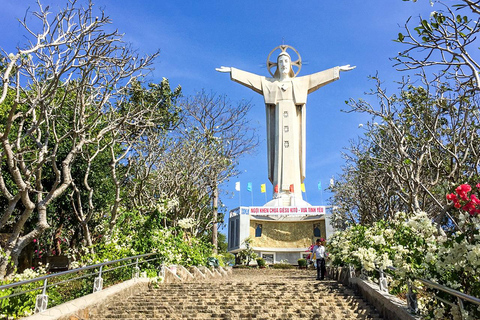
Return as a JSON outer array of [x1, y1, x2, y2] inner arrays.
[[297, 258, 307, 267], [256, 257, 266, 267], [211, 252, 235, 267], [0, 267, 49, 319], [271, 263, 295, 269], [236, 237, 257, 266], [80, 205, 213, 268], [328, 210, 480, 319]]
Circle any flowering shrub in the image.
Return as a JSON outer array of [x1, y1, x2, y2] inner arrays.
[[446, 183, 480, 216], [178, 217, 196, 230], [328, 200, 480, 319], [0, 266, 48, 319], [1, 202, 213, 319]]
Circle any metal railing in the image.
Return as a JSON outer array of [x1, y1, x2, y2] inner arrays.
[[0, 252, 162, 314], [351, 264, 480, 319]]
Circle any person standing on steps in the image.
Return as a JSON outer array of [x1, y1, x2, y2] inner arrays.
[[312, 238, 326, 280]]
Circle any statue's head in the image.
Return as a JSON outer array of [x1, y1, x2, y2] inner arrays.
[[274, 51, 295, 79]]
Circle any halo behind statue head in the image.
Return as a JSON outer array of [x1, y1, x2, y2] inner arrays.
[[267, 45, 302, 78]]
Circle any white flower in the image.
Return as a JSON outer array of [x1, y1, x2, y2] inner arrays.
[[178, 218, 195, 229], [372, 235, 386, 245]]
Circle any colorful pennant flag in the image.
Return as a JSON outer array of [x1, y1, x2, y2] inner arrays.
[[260, 184, 266, 193], [247, 182, 252, 192], [289, 184, 294, 192], [274, 184, 279, 193], [235, 181, 240, 191], [301, 183, 306, 192], [318, 181, 322, 190], [330, 178, 334, 187]]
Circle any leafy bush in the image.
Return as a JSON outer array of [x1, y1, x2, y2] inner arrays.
[[271, 263, 295, 269], [236, 237, 257, 266], [212, 252, 235, 267], [1, 205, 214, 319], [256, 258, 266, 267], [328, 198, 480, 320], [297, 258, 307, 267], [0, 267, 48, 319]]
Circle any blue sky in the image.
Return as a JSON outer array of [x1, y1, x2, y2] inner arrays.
[[1, 0, 436, 232]]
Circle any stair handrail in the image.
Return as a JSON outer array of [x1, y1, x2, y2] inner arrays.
[[0, 252, 161, 314], [352, 264, 480, 319]]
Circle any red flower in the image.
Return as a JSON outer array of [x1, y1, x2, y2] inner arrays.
[[456, 184, 472, 201], [446, 193, 457, 201], [462, 202, 476, 215], [476, 183, 480, 189], [471, 194, 480, 205]]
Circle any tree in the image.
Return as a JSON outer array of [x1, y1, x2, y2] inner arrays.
[[333, 72, 480, 230], [0, 0, 161, 278], [331, 1, 480, 230], [177, 91, 258, 253], [396, 0, 480, 92]]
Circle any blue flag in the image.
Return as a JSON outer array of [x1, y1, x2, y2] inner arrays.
[[318, 181, 322, 190], [247, 182, 252, 192]]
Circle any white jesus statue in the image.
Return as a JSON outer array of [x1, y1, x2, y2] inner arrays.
[[217, 45, 354, 206]]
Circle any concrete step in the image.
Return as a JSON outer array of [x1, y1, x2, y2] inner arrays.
[[95, 269, 383, 320]]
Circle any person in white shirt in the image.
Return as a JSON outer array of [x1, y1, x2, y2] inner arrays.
[[312, 238, 326, 280]]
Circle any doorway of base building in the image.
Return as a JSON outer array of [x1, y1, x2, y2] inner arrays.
[[261, 253, 275, 265]]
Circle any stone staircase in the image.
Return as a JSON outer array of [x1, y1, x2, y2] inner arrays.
[[96, 269, 383, 320]]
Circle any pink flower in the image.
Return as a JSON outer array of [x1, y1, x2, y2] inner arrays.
[[476, 183, 480, 189], [33, 239, 37, 243]]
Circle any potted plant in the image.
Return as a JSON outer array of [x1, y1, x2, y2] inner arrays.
[[297, 258, 307, 269], [256, 257, 266, 268]]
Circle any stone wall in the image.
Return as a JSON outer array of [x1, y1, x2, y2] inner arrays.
[[249, 220, 326, 248]]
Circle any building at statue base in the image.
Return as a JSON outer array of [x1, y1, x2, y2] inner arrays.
[[228, 205, 334, 265]]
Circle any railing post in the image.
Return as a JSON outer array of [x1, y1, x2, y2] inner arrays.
[[360, 267, 367, 280], [93, 266, 104, 293], [457, 297, 465, 320], [160, 264, 165, 279], [406, 280, 418, 314], [349, 265, 355, 279], [133, 258, 140, 279], [379, 268, 388, 293], [34, 278, 48, 313]]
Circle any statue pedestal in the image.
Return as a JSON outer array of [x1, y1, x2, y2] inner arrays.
[[228, 205, 335, 265], [263, 194, 311, 207]]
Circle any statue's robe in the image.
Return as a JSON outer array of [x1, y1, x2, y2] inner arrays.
[[230, 67, 339, 201]]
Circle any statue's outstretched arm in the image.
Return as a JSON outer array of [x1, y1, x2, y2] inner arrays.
[[306, 65, 355, 94], [339, 64, 356, 72], [216, 66, 232, 73], [217, 67, 263, 95]]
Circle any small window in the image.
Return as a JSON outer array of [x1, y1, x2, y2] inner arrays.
[[255, 224, 262, 237], [262, 253, 274, 264], [313, 224, 321, 237]]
